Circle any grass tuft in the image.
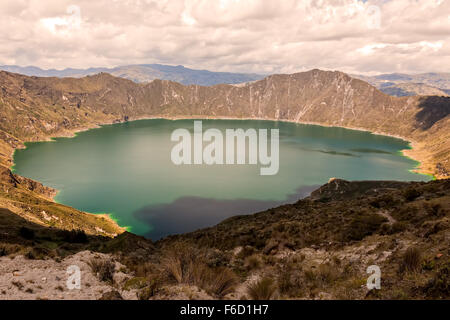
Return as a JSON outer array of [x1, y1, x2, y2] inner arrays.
[[400, 247, 422, 273], [247, 277, 277, 300], [88, 257, 115, 282]]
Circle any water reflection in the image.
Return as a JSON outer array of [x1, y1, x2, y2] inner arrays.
[[134, 185, 319, 240]]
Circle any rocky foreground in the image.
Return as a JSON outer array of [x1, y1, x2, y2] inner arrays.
[[1, 179, 448, 300]]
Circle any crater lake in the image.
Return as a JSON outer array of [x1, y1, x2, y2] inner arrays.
[[12, 119, 431, 240]]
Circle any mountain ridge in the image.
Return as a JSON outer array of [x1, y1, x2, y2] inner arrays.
[[3, 65, 450, 97], [352, 72, 450, 97]]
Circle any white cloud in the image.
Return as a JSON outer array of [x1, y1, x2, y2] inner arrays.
[[0, 0, 448, 75]]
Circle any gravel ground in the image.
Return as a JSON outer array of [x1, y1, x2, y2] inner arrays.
[[0, 251, 137, 300]]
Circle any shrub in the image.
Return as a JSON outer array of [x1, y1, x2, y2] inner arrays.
[[237, 246, 256, 260], [186, 263, 237, 298], [400, 247, 422, 273], [12, 281, 24, 290], [245, 254, 262, 270], [161, 245, 199, 284], [395, 205, 418, 221], [99, 291, 123, 300], [403, 188, 421, 201], [278, 267, 303, 297], [0, 243, 21, 257], [204, 249, 230, 268], [24, 248, 37, 260], [206, 268, 238, 298], [88, 257, 115, 282], [133, 263, 153, 277], [424, 203, 443, 217], [137, 286, 155, 300], [345, 214, 386, 241], [381, 221, 408, 235], [390, 221, 408, 234], [161, 246, 238, 298], [247, 277, 277, 300], [316, 263, 339, 284], [60, 229, 88, 243], [162, 254, 183, 283], [19, 227, 35, 240], [278, 271, 292, 296], [424, 261, 450, 298], [24, 246, 53, 260], [302, 263, 340, 289], [123, 277, 148, 290], [137, 278, 161, 300], [370, 195, 396, 208]]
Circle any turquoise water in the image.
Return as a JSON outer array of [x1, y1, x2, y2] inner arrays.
[[12, 119, 431, 240]]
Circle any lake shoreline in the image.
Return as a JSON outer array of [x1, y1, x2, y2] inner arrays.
[[11, 114, 436, 195], [96, 114, 436, 179], [11, 116, 435, 235], [12, 114, 434, 181]]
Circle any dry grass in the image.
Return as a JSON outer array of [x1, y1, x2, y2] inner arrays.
[[162, 254, 184, 283], [316, 263, 340, 283], [205, 267, 238, 298], [278, 267, 303, 297], [88, 257, 116, 282], [245, 254, 262, 270], [0, 243, 22, 257], [247, 277, 277, 300], [400, 247, 422, 273], [161, 245, 238, 298]]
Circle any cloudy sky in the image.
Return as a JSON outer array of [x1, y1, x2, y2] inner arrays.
[[0, 0, 449, 75]]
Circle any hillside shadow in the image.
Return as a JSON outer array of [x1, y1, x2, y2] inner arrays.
[[0, 208, 107, 256], [134, 185, 320, 241], [415, 96, 450, 130], [0, 208, 153, 259]]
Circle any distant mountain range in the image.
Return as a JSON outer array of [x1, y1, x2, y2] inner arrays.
[[0, 64, 264, 86], [1, 64, 449, 97], [352, 72, 450, 97]]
